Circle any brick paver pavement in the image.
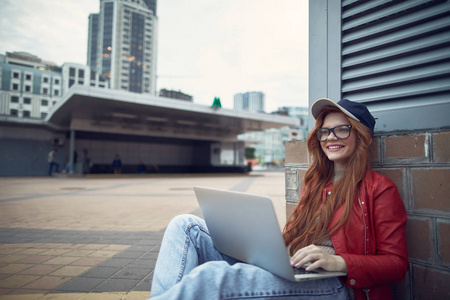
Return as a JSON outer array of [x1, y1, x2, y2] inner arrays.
[[0, 171, 286, 299]]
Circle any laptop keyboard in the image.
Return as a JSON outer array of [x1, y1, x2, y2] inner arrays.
[[292, 266, 318, 274]]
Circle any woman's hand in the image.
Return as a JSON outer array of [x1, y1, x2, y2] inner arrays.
[[290, 244, 347, 273]]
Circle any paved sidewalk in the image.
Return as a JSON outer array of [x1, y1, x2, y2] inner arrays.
[[0, 172, 286, 299]]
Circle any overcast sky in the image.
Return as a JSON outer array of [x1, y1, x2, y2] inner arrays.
[[0, 0, 309, 112]]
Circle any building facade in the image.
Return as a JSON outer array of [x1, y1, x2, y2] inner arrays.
[[0, 52, 62, 119], [88, 0, 158, 96], [234, 91, 265, 113], [272, 106, 309, 140], [0, 52, 108, 120]]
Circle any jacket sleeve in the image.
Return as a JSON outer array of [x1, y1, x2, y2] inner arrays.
[[339, 175, 409, 288]]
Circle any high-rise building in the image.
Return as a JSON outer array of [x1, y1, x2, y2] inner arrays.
[[87, 14, 99, 70], [234, 91, 265, 113], [87, 0, 158, 95], [143, 0, 157, 15]]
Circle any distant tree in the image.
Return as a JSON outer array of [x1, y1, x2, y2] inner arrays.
[[245, 147, 256, 159]]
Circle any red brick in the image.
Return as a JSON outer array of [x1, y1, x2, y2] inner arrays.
[[391, 269, 411, 300], [370, 137, 380, 165], [412, 265, 450, 300], [438, 220, 450, 267], [374, 168, 406, 205], [433, 131, 450, 163], [411, 168, 450, 213], [406, 217, 433, 262], [285, 141, 308, 164], [385, 134, 427, 158]]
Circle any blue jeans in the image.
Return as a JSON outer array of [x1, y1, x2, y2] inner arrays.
[[150, 214, 349, 300], [48, 162, 59, 176]]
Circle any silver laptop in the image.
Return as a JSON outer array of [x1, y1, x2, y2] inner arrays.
[[194, 186, 347, 282]]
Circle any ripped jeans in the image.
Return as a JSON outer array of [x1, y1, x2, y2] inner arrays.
[[150, 214, 349, 300]]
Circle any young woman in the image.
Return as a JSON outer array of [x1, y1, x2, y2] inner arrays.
[[149, 98, 408, 300]]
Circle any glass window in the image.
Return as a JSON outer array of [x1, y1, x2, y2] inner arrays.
[[11, 96, 19, 103], [43, 77, 49, 83], [41, 100, 48, 106], [13, 72, 20, 79], [69, 67, 76, 76], [23, 111, 31, 118], [42, 88, 48, 95], [78, 80, 84, 85], [12, 83, 19, 91], [54, 78, 60, 85], [24, 98, 31, 104], [25, 85, 31, 92], [25, 74, 32, 80], [78, 69, 85, 78], [41, 112, 47, 119], [10, 109, 18, 116], [69, 79, 75, 87], [54, 90, 59, 96]]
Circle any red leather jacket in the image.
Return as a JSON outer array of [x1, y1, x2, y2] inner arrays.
[[326, 170, 408, 300]]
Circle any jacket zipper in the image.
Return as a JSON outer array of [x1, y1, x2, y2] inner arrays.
[[363, 288, 370, 300], [358, 197, 367, 255], [358, 197, 370, 300]]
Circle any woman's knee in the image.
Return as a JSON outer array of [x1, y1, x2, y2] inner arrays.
[[168, 214, 202, 227], [165, 214, 207, 235]]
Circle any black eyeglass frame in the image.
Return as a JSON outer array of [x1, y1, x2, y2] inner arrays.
[[315, 125, 353, 142]]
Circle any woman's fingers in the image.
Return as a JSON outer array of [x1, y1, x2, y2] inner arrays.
[[290, 245, 347, 272], [290, 244, 320, 267]]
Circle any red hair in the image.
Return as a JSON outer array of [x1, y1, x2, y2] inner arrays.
[[283, 107, 373, 255]]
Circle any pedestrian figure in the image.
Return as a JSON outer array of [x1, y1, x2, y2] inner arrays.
[[138, 161, 146, 174], [112, 155, 122, 174], [48, 149, 59, 176]]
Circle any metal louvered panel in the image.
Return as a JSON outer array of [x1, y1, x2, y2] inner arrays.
[[340, 0, 450, 132]]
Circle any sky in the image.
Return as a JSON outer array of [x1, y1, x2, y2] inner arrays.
[[0, 0, 309, 112]]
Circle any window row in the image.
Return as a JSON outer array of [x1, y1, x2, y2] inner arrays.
[[11, 71, 60, 85], [69, 68, 85, 78], [10, 96, 56, 106], [9, 110, 48, 119], [10, 84, 60, 95]]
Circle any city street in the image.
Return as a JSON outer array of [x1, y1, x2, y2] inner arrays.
[[0, 171, 286, 299]]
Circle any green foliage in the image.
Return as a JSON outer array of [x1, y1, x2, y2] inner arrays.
[[245, 147, 256, 159]]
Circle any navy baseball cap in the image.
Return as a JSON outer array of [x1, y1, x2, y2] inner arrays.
[[311, 98, 376, 135]]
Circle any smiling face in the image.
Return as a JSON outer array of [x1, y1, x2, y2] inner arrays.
[[320, 112, 357, 171]]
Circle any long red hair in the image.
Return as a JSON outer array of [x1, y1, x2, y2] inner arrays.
[[283, 107, 373, 255]]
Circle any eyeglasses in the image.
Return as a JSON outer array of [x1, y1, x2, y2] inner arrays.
[[315, 125, 352, 142]]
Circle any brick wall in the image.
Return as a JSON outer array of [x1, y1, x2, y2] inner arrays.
[[285, 129, 450, 300]]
